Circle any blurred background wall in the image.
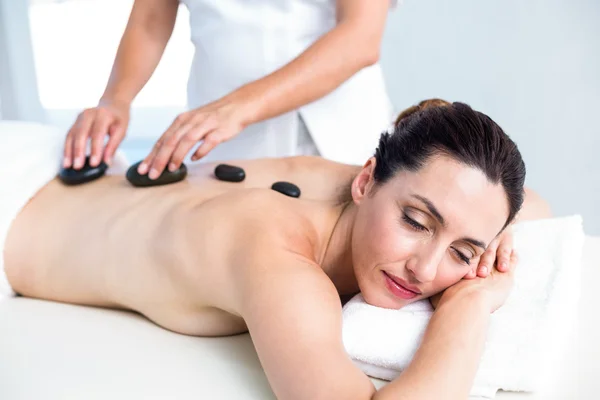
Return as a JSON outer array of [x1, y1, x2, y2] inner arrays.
[[380, 0, 600, 235]]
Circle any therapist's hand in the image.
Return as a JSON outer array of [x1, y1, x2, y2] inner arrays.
[[63, 101, 130, 169], [137, 97, 250, 179]]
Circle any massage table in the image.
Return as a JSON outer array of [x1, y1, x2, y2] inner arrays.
[[0, 234, 598, 400]]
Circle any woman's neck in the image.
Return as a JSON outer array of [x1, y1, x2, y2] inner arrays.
[[318, 201, 360, 296]]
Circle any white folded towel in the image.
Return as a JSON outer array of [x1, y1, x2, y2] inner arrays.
[[342, 215, 585, 399]]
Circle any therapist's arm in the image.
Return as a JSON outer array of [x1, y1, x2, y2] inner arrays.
[[138, 0, 392, 177], [63, 0, 179, 168], [233, 0, 391, 126], [100, 0, 179, 107]]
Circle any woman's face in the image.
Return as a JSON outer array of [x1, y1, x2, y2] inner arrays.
[[351, 155, 509, 309]]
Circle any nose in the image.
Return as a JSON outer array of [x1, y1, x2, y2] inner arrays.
[[405, 244, 445, 284]]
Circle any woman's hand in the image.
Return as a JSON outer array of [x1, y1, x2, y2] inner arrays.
[[429, 249, 518, 313], [63, 101, 130, 169], [468, 227, 515, 279], [137, 97, 251, 180]]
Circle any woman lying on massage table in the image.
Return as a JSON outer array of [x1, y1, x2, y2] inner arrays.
[[3, 99, 551, 399]]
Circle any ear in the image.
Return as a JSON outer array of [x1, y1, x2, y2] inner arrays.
[[351, 157, 376, 205]]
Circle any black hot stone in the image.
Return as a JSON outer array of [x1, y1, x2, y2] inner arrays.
[[271, 181, 301, 198], [58, 156, 108, 185], [214, 164, 245, 182], [126, 161, 187, 187]]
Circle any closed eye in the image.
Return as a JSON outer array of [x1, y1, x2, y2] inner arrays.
[[402, 214, 427, 232], [451, 247, 471, 265]]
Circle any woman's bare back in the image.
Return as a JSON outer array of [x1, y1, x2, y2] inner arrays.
[[4, 156, 358, 336]]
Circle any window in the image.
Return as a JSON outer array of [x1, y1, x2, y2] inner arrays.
[[28, 0, 193, 110]]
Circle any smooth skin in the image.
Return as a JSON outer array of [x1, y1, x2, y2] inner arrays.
[[62, 0, 391, 175], [5, 154, 551, 399]]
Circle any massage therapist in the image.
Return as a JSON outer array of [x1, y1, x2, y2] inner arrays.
[[62, 0, 399, 179]]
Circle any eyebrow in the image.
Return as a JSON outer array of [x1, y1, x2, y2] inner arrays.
[[410, 194, 488, 250], [462, 237, 487, 251]]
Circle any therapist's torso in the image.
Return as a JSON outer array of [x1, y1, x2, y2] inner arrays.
[[180, 0, 395, 165]]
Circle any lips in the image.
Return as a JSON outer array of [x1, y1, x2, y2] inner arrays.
[[384, 272, 421, 294]]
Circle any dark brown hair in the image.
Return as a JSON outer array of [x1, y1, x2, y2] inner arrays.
[[341, 99, 526, 231], [393, 98, 451, 125]]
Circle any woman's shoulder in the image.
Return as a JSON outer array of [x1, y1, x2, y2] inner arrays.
[[227, 188, 323, 241], [210, 187, 334, 263], [286, 155, 361, 175], [203, 188, 343, 312]]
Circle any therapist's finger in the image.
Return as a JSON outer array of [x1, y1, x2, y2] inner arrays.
[[168, 132, 199, 172], [72, 113, 95, 170], [170, 119, 218, 169], [148, 114, 212, 176], [89, 116, 111, 167], [147, 123, 197, 179], [63, 128, 75, 168], [137, 115, 186, 175], [191, 132, 223, 161], [63, 113, 87, 168], [103, 123, 126, 165], [137, 133, 166, 175]]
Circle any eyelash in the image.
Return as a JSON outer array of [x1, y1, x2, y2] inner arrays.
[[402, 214, 471, 265], [402, 214, 427, 232], [451, 247, 471, 265]]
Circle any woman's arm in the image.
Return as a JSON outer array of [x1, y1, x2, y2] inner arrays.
[[374, 292, 490, 400], [230, 0, 391, 126], [242, 253, 492, 400]]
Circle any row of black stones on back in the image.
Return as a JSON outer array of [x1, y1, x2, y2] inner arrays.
[[214, 164, 300, 198], [57, 159, 301, 198]]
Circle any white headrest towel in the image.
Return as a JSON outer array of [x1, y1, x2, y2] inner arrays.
[[341, 215, 585, 399]]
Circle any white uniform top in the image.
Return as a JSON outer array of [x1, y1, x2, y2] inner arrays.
[[180, 0, 397, 165]]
